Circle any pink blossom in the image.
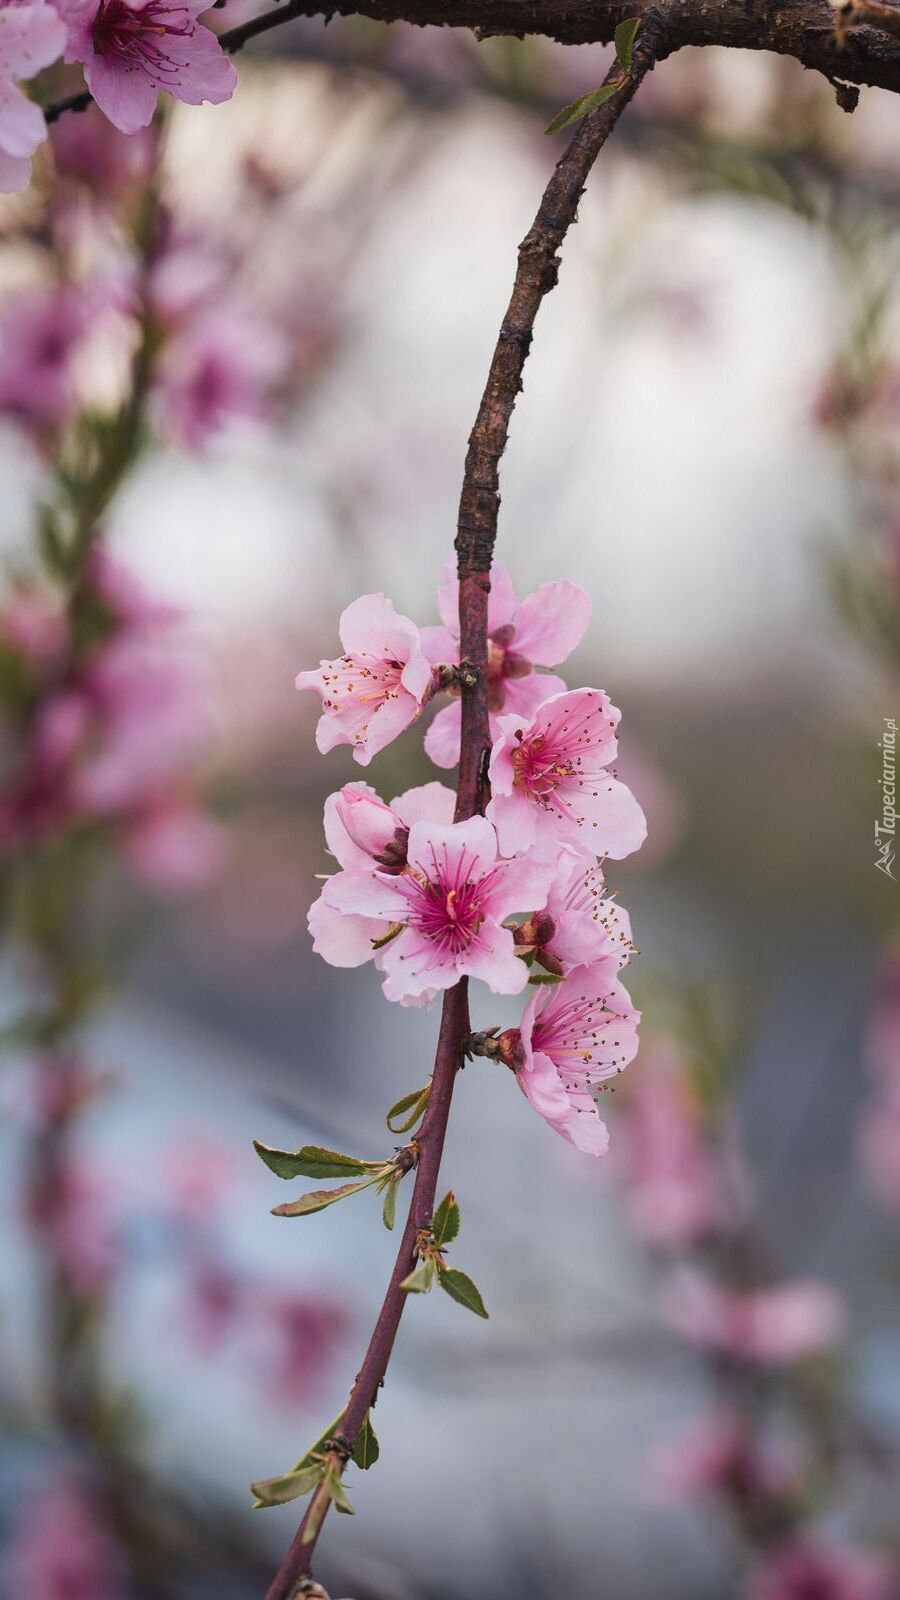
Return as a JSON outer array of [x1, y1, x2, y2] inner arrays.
[[64, 0, 237, 135], [86, 546, 181, 630], [663, 1269, 845, 1364], [4, 1477, 127, 1600], [422, 559, 591, 767], [296, 594, 435, 766], [743, 1540, 895, 1600], [857, 1077, 900, 1214], [27, 1161, 119, 1296], [527, 843, 634, 976], [615, 1046, 728, 1247], [154, 303, 289, 450], [0, 2, 66, 192], [0, 586, 67, 664], [308, 780, 454, 970], [487, 688, 647, 860], [123, 792, 226, 893], [321, 815, 554, 1002], [646, 1411, 796, 1506], [259, 1290, 346, 1403], [0, 283, 91, 428], [50, 101, 158, 198], [508, 958, 641, 1156]]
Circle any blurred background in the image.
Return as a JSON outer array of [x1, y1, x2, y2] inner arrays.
[[1, 18, 899, 1598]]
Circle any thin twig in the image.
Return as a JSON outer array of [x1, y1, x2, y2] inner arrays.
[[260, 40, 657, 1600]]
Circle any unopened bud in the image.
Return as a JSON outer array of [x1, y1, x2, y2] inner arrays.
[[335, 788, 409, 870]]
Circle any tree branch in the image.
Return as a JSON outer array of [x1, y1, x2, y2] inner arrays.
[[260, 43, 650, 1600]]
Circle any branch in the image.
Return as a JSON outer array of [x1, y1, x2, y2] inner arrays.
[[260, 42, 651, 1600]]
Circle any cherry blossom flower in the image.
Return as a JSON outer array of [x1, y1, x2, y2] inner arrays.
[[504, 958, 641, 1156], [296, 594, 435, 766], [64, 0, 237, 136], [523, 843, 634, 976], [122, 792, 227, 893], [3, 1476, 127, 1600], [645, 1410, 797, 1506], [0, 2, 66, 193], [743, 1540, 895, 1600], [487, 687, 647, 860], [663, 1269, 846, 1363], [49, 101, 158, 200], [321, 815, 554, 1002], [153, 302, 289, 451], [26, 1159, 120, 1296], [307, 780, 455, 969], [422, 559, 591, 767], [0, 283, 92, 428], [614, 1045, 730, 1247], [0, 586, 67, 665], [259, 1290, 347, 1403]]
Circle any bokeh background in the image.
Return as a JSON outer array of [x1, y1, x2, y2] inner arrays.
[[1, 19, 900, 1599]]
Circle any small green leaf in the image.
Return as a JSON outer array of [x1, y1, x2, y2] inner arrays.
[[272, 1173, 382, 1217], [400, 1258, 436, 1294], [528, 971, 564, 986], [327, 1469, 355, 1515], [432, 1191, 460, 1248], [436, 1265, 489, 1318], [253, 1141, 382, 1181], [352, 1412, 380, 1470], [251, 1459, 325, 1508], [544, 78, 625, 135], [614, 16, 640, 71], [382, 1180, 398, 1231], [386, 1082, 431, 1134]]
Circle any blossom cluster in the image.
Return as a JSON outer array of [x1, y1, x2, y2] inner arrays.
[[297, 568, 647, 1156], [0, 0, 236, 195], [0, 547, 223, 893]]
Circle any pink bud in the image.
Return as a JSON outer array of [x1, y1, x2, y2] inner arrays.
[[334, 788, 409, 870]]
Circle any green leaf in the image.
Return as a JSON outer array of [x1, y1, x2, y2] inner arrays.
[[400, 1258, 436, 1294], [432, 1191, 460, 1248], [352, 1412, 380, 1470], [386, 1082, 431, 1134], [544, 79, 626, 135], [251, 1459, 325, 1508], [614, 16, 640, 71], [272, 1173, 382, 1217], [327, 1469, 355, 1516], [382, 1180, 398, 1231], [253, 1141, 381, 1181], [436, 1265, 489, 1319], [528, 971, 564, 986]]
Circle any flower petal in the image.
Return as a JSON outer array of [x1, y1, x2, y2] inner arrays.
[[512, 580, 591, 666]]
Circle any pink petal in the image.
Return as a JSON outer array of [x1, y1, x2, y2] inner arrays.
[[0, 2, 65, 79], [390, 780, 455, 828], [424, 701, 462, 769], [380, 930, 456, 1001], [321, 866, 408, 922], [512, 580, 591, 666], [0, 80, 46, 160], [350, 685, 421, 765], [435, 558, 517, 635], [571, 775, 647, 860], [150, 19, 237, 107], [404, 814, 497, 882], [519, 1047, 570, 1121], [0, 145, 30, 191], [460, 924, 530, 993], [500, 671, 567, 721], [308, 892, 382, 968], [419, 625, 457, 666], [485, 787, 539, 858], [323, 782, 380, 870], [480, 856, 554, 922], [338, 592, 418, 661], [86, 52, 159, 133], [399, 642, 433, 704]]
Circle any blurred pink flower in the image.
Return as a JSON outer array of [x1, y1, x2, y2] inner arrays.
[[422, 559, 591, 767], [663, 1269, 845, 1364], [866, 954, 900, 1081], [64, 0, 237, 135], [322, 815, 552, 1002], [0, 283, 91, 428], [86, 546, 181, 630], [0, 586, 67, 664], [743, 1540, 895, 1600], [49, 101, 157, 197], [487, 688, 646, 861], [511, 957, 641, 1156], [4, 1476, 127, 1600], [614, 1046, 728, 1247], [27, 1161, 119, 1296], [154, 303, 289, 450], [260, 1290, 346, 1404], [308, 780, 454, 969], [0, 2, 66, 192], [296, 593, 434, 766], [646, 1410, 796, 1506], [123, 792, 227, 893], [857, 1078, 900, 1215]]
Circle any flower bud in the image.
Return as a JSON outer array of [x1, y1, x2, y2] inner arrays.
[[335, 788, 409, 870]]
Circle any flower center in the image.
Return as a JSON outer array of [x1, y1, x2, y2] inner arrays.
[[92, 0, 193, 76], [404, 848, 489, 957]]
